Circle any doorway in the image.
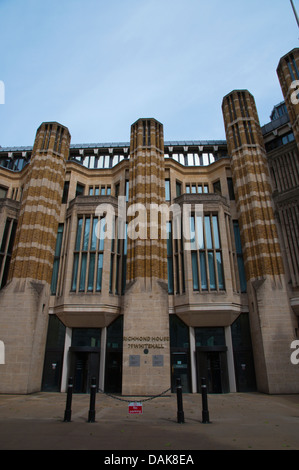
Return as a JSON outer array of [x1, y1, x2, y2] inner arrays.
[[196, 347, 229, 393], [105, 351, 122, 393], [104, 315, 123, 393], [70, 349, 100, 393], [169, 315, 191, 392], [234, 350, 256, 392], [42, 350, 64, 392], [231, 314, 257, 392], [171, 351, 191, 392], [41, 315, 66, 392]]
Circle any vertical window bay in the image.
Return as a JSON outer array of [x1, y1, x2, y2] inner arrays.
[[71, 215, 106, 293], [189, 214, 225, 292]]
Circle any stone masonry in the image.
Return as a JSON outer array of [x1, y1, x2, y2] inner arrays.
[[0, 123, 71, 393]]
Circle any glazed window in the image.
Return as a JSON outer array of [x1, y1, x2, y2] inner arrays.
[[213, 180, 221, 194], [51, 224, 64, 295], [125, 180, 129, 202], [0, 218, 17, 289], [62, 181, 69, 203], [0, 185, 8, 199], [167, 219, 185, 295], [121, 223, 127, 295], [88, 186, 99, 196], [167, 221, 174, 294], [227, 178, 235, 200], [185, 183, 208, 194], [71, 215, 105, 293], [233, 220, 247, 293], [190, 214, 224, 292], [76, 183, 85, 197], [176, 181, 182, 197], [165, 179, 170, 201], [109, 219, 127, 296]]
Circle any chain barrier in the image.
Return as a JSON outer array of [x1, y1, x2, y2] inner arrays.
[[64, 377, 211, 424], [97, 387, 172, 403]]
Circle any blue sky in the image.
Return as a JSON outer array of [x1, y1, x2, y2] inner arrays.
[[0, 0, 299, 147]]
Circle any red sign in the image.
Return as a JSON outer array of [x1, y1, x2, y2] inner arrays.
[[128, 402, 143, 414]]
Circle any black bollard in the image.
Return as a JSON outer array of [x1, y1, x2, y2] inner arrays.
[[176, 377, 185, 424], [201, 377, 210, 423], [64, 377, 73, 422], [88, 376, 97, 423]]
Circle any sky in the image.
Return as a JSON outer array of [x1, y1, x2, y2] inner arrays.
[[0, 0, 299, 148]]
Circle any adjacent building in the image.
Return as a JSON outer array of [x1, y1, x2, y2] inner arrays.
[[0, 48, 298, 395]]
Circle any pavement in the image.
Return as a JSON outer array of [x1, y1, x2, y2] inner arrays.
[[0, 391, 299, 452]]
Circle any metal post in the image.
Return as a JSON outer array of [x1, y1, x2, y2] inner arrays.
[[176, 377, 185, 423], [201, 377, 210, 423], [88, 376, 97, 423], [64, 377, 73, 422]]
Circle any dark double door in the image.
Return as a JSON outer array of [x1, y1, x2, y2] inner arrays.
[[70, 348, 100, 393], [70, 347, 123, 394], [196, 347, 229, 393], [170, 348, 229, 394]]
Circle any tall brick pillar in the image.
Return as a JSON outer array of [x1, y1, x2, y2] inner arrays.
[[122, 118, 171, 395], [222, 91, 298, 393], [277, 48, 299, 148], [0, 122, 71, 393]]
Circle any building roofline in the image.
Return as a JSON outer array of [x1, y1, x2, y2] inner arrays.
[[277, 47, 299, 69], [221, 89, 254, 105], [0, 140, 228, 153]]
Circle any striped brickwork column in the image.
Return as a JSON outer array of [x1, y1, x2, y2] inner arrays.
[[277, 48, 299, 148], [122, 118, 170, 396], [222, 90, 284, 282], [8, 122, 71, 285], [222, 90, 299, 394], [276, 49, 299, 288], [127, 118, 167, 285], [0, 122, 71, 394]]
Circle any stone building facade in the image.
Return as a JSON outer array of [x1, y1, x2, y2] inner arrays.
[[0, 48, 298, 395]]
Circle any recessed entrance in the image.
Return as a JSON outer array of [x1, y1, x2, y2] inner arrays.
[[70, 349, 100, 393], [171, 351, 191, 392], [196, 347, 229, 393], [105, 315, 123, 393], [69, 326, 102, 393], [105, 350, 122, 393], [169, 315, 191, 393]]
